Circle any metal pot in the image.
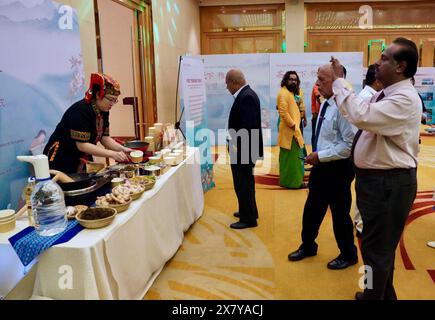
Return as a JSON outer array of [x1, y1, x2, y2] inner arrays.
[[124, 140, 149, 152]]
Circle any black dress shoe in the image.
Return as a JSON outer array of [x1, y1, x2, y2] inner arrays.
[[230, 221, 257, 229], [327, 257, 358, 270], [233, 212, 240, 218], [355, 292, 365, 300], [288, 248, 317, 261]]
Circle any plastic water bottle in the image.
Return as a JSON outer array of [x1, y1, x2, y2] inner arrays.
[[31, 180, 67, 236], [17, 155, 67, 236]]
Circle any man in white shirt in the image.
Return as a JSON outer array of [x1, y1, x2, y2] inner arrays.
[[288, 65, 358, 270], [331, 38, 421, 300], [354, 64, 383, 237]]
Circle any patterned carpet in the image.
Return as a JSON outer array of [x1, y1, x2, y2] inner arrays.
[[145, 136, 435, 300]]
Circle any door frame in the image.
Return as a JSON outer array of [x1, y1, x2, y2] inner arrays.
[[94, 0, 156, 140]]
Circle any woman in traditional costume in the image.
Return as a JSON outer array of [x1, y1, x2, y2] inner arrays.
[[43, 73, 132, 173]]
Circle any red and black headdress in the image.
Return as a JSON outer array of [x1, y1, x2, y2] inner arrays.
[[84, 73, 121, 103]]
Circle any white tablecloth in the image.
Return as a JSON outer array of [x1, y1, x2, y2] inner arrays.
[[0, 147, 204, 299]]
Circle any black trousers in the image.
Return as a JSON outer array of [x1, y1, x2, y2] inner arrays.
[[356, 168, 417, 300], [301, 158, 357, 261], [230, 163, 259, 224]]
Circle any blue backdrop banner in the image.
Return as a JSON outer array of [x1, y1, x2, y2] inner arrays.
[[0, 0, 84, 209]]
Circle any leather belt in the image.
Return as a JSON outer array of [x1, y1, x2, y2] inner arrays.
[[354, 167, 416, 176]]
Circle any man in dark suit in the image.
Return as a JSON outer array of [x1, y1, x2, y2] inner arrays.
[[225, 69, 263, 229]]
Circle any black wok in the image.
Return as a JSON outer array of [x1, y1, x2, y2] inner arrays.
[[124, 140, 149, 152], [51, 172, 97, 191]]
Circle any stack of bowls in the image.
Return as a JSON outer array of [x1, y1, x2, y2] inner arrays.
[[0, 209, 16, 233], [168, 152, 182, 164], [148, 155, 162, 165], [161, 148, 171, 156], [172, 150, 184, 161], [164, 156, 177, 166], [130, 150, 144, 163]]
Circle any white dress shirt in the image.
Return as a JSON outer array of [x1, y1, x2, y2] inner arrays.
[[233, 84, 249, 99], [358, 85, 378, 102], [315, 97, 356, 162], [333, 78, 422, 169]]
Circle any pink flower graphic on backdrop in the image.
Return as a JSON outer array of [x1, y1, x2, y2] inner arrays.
[[68, 54, 85, 100]]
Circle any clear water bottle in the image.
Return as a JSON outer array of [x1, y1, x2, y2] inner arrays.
[[31, 180, 67, 236], [17, 155, 67, 236]]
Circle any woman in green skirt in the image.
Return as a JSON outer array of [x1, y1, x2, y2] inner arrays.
[[276, 71, 306, 189]]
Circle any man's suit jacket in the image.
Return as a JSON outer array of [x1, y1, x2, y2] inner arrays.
[[228, 85, 263, 165]]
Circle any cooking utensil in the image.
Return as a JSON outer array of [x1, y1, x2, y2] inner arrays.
[[123, 140, 149, 152], [49, 169, 109, 191]]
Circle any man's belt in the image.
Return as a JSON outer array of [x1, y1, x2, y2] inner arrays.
[[354, 167, 416, 176]]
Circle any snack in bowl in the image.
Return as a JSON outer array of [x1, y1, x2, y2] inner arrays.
[[96, 192, 132, 213], [66, 205, 88, 220], [113, 182, 145, 200], [130, 175, 156, 191], [76, 207, 116, 229], [130, 150, 143, 163]]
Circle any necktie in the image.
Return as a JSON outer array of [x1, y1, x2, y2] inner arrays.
[[351, 91, 385, 161], [312, 100, 329, 152]]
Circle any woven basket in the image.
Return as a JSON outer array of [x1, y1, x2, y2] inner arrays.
[[107, 198, 132, 213], [76, 207, 116, 229], [144, 180, 156, 191], [130, 176, 156, 191], [131, 189, 145, 200]]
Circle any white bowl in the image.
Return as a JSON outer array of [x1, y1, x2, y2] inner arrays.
[[0, 212, 16, 233], [130, 150, 144, 163], [0, 209, 15, 222], [161, 148, 171, 155], [164, 156, 177, 166], [148, 156, 161, 165], [168, 152, 182, 163]]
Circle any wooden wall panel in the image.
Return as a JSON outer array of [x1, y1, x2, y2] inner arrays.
[[305, 2, 435, 67], [200, 4, 284, 55]]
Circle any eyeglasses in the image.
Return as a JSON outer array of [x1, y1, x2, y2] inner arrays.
[[104, 96, 118, 104]]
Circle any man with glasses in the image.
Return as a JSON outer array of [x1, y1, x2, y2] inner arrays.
[[331, 38, 421, 300], [44, 73, 133, 173]]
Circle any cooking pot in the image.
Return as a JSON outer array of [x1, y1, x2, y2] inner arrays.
[[124, 140, 149, 152], [50, 170, 108, 191], [63, 177, 112, 206]]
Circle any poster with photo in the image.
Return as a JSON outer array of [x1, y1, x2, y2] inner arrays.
[[414, 67, 435, 124], [180, 56, 214, 191]]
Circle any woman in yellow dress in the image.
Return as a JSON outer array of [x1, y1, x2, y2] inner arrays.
[[277, 71, 306, 188]]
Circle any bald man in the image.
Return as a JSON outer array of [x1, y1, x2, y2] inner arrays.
[[225, 69, 263, 229], [288, 65, 358, 270]]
